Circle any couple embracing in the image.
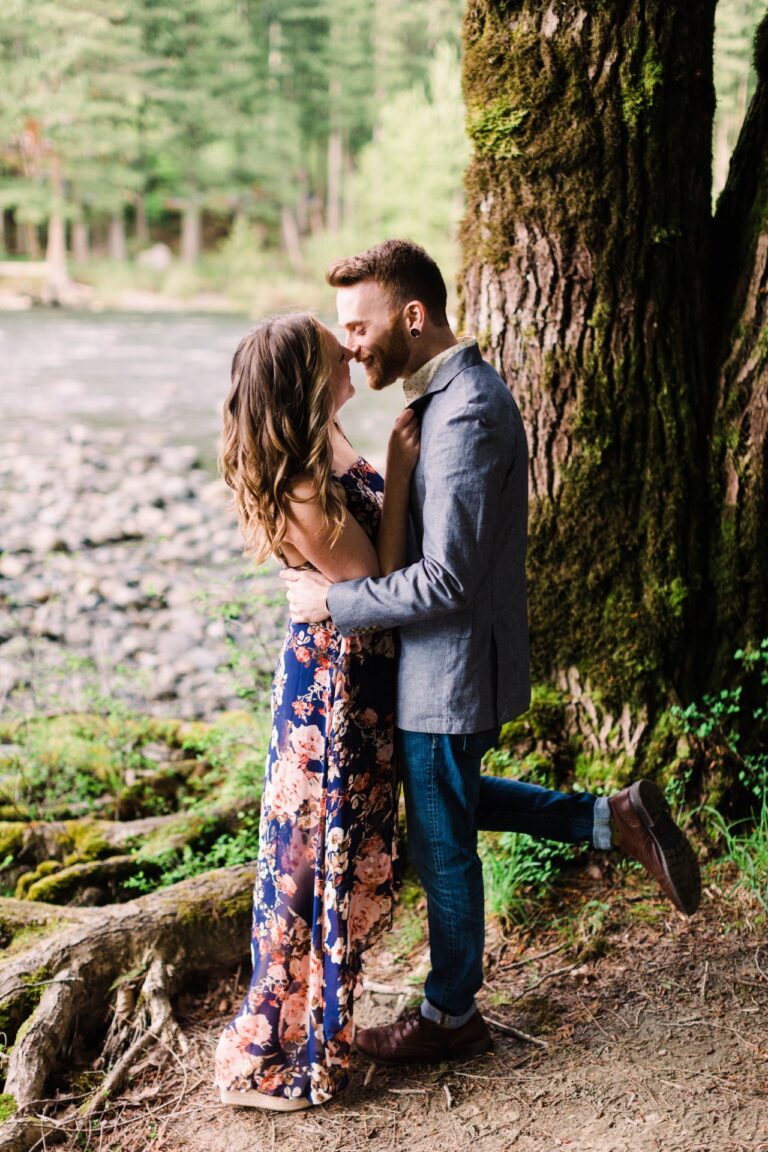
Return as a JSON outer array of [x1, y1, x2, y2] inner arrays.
[[214, 240, 700, 1111]]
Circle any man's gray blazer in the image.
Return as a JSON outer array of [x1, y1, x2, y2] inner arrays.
[[328, 342, 530, 734]]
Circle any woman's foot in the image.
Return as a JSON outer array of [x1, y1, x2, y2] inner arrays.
[[220, 1088, 311, 1112]]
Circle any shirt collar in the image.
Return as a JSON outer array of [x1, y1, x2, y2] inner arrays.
[[402, 338, 477, 404]]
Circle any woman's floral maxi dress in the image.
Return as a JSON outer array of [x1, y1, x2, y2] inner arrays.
[[215, 458, 397, 1106]]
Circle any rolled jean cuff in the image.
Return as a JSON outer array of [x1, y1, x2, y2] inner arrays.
[[421, 998, 477, 1029], [592, 795, 612, 850]]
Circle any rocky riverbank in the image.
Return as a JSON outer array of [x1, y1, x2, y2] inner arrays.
[[0, 423, 286, 720]]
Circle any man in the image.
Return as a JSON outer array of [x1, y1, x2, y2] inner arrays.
[[281, 239, 700, 1066]]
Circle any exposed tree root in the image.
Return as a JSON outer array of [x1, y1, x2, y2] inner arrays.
[[3, 802, 256, 905], [0, 863, 256, 1152], [10, 815, 181, 868], [0, 1115, 62, 1152], [5, 968, 84, 1106], [83, 957, 189, 1117]]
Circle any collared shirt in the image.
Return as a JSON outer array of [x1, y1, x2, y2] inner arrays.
[[402, 337, 477, 405]]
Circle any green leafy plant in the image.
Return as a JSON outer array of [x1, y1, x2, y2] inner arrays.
[[674, 640, 768, 800], [178, 710, 270, 804], [194, 569, 280, 710], [674, 640, 768, 907], [124, 810, 262, 895], [662, 756, 695, 821]]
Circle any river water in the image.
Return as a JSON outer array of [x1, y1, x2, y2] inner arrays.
[[0, 310, 406, 720], [0, 310, 404, 468]]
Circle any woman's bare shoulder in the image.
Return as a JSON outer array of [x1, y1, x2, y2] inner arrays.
[[285, 473, 347, 507], [284, 472, 315, 502]]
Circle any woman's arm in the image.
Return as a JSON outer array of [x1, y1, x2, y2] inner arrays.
[[377, 408, 420, 576], [283, 478, 381, 582]]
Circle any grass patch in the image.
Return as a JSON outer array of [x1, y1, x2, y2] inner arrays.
[[1, 708, 269, 826], [0, 1093, 17, 1121], [480, 830, 581, 927], [705, 799, 768, 910]]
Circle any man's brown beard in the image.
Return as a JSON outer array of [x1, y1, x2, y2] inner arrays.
[[361, 322, 411, 391]]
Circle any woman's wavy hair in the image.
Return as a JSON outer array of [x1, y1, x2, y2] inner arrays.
[[220, 313, 345, 563]]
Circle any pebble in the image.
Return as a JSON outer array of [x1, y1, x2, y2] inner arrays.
[[0, 424, 286, 719]]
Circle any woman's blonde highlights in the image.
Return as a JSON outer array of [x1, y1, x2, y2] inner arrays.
[[220, 314, 345, 564]]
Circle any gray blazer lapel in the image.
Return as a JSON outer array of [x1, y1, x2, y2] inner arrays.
[[407, 343, 483, 414]]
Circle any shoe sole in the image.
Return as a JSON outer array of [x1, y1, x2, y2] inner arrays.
[[630, 780, 701, 915], [356, 1036, 493, 1067], [220, 1088, 311, 1111]]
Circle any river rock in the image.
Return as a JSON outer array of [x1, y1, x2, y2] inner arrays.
[[64, 619, 92, 647], [0, 661, 23, 696], [0, 419, 287, 720], [136, 243, 173, 272], [0, 555, 29, 580]]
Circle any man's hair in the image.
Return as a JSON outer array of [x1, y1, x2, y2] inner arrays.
[[326, 239, 449, 326]]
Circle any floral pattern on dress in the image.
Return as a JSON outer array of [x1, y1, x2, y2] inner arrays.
[[215, 458, 397, 1105]]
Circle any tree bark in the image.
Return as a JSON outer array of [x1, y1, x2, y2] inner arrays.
[[44, 152, 69, 300], [181, 201, 202, 265], [710, 15, 768, 670], [460, 1, 717, 724], [108, 210, 127, 262], [281, 204, 304, 273], [71, 216, 89, 265]]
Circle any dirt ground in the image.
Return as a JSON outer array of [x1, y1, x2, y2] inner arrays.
[[54, 863, 768, 1152]]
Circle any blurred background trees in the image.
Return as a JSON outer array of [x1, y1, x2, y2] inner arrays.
[[0, 0, 466, 296], [714, 0, 766, 193], [0, 0, 759, 304]]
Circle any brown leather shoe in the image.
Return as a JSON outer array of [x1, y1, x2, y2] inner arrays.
[[354, 1009, 492, 1066], [609, 779, 701, 915]]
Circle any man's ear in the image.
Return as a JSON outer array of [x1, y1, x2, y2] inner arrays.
[[404, 300, 426, 330]]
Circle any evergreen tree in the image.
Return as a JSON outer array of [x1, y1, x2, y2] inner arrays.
[[0, 0, 143, 281], [137, 0, 262, 263], [346, 43, 469, 278], [714, 0, 765, 193]]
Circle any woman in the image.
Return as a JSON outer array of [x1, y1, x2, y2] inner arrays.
[[214, 313, 419, 1111]]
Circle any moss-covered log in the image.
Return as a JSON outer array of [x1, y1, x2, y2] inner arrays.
[[461, 1, 716, 724], [0, 864, 256, 1152], [1, 803, 257, 906]]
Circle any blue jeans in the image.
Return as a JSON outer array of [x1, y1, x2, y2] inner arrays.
[[397, 727, 604, 1018]]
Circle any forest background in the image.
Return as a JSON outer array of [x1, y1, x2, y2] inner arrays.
[[0, 0, 472, 310], [0, 0, 763, 309], [1, 2, 768, 1149]]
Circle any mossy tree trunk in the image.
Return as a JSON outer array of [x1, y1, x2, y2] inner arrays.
[[461, 2, 767, 741], [711, 19, 768, 675]]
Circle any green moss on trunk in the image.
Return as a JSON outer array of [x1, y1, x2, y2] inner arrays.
[[460, 0, 716, 719]]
